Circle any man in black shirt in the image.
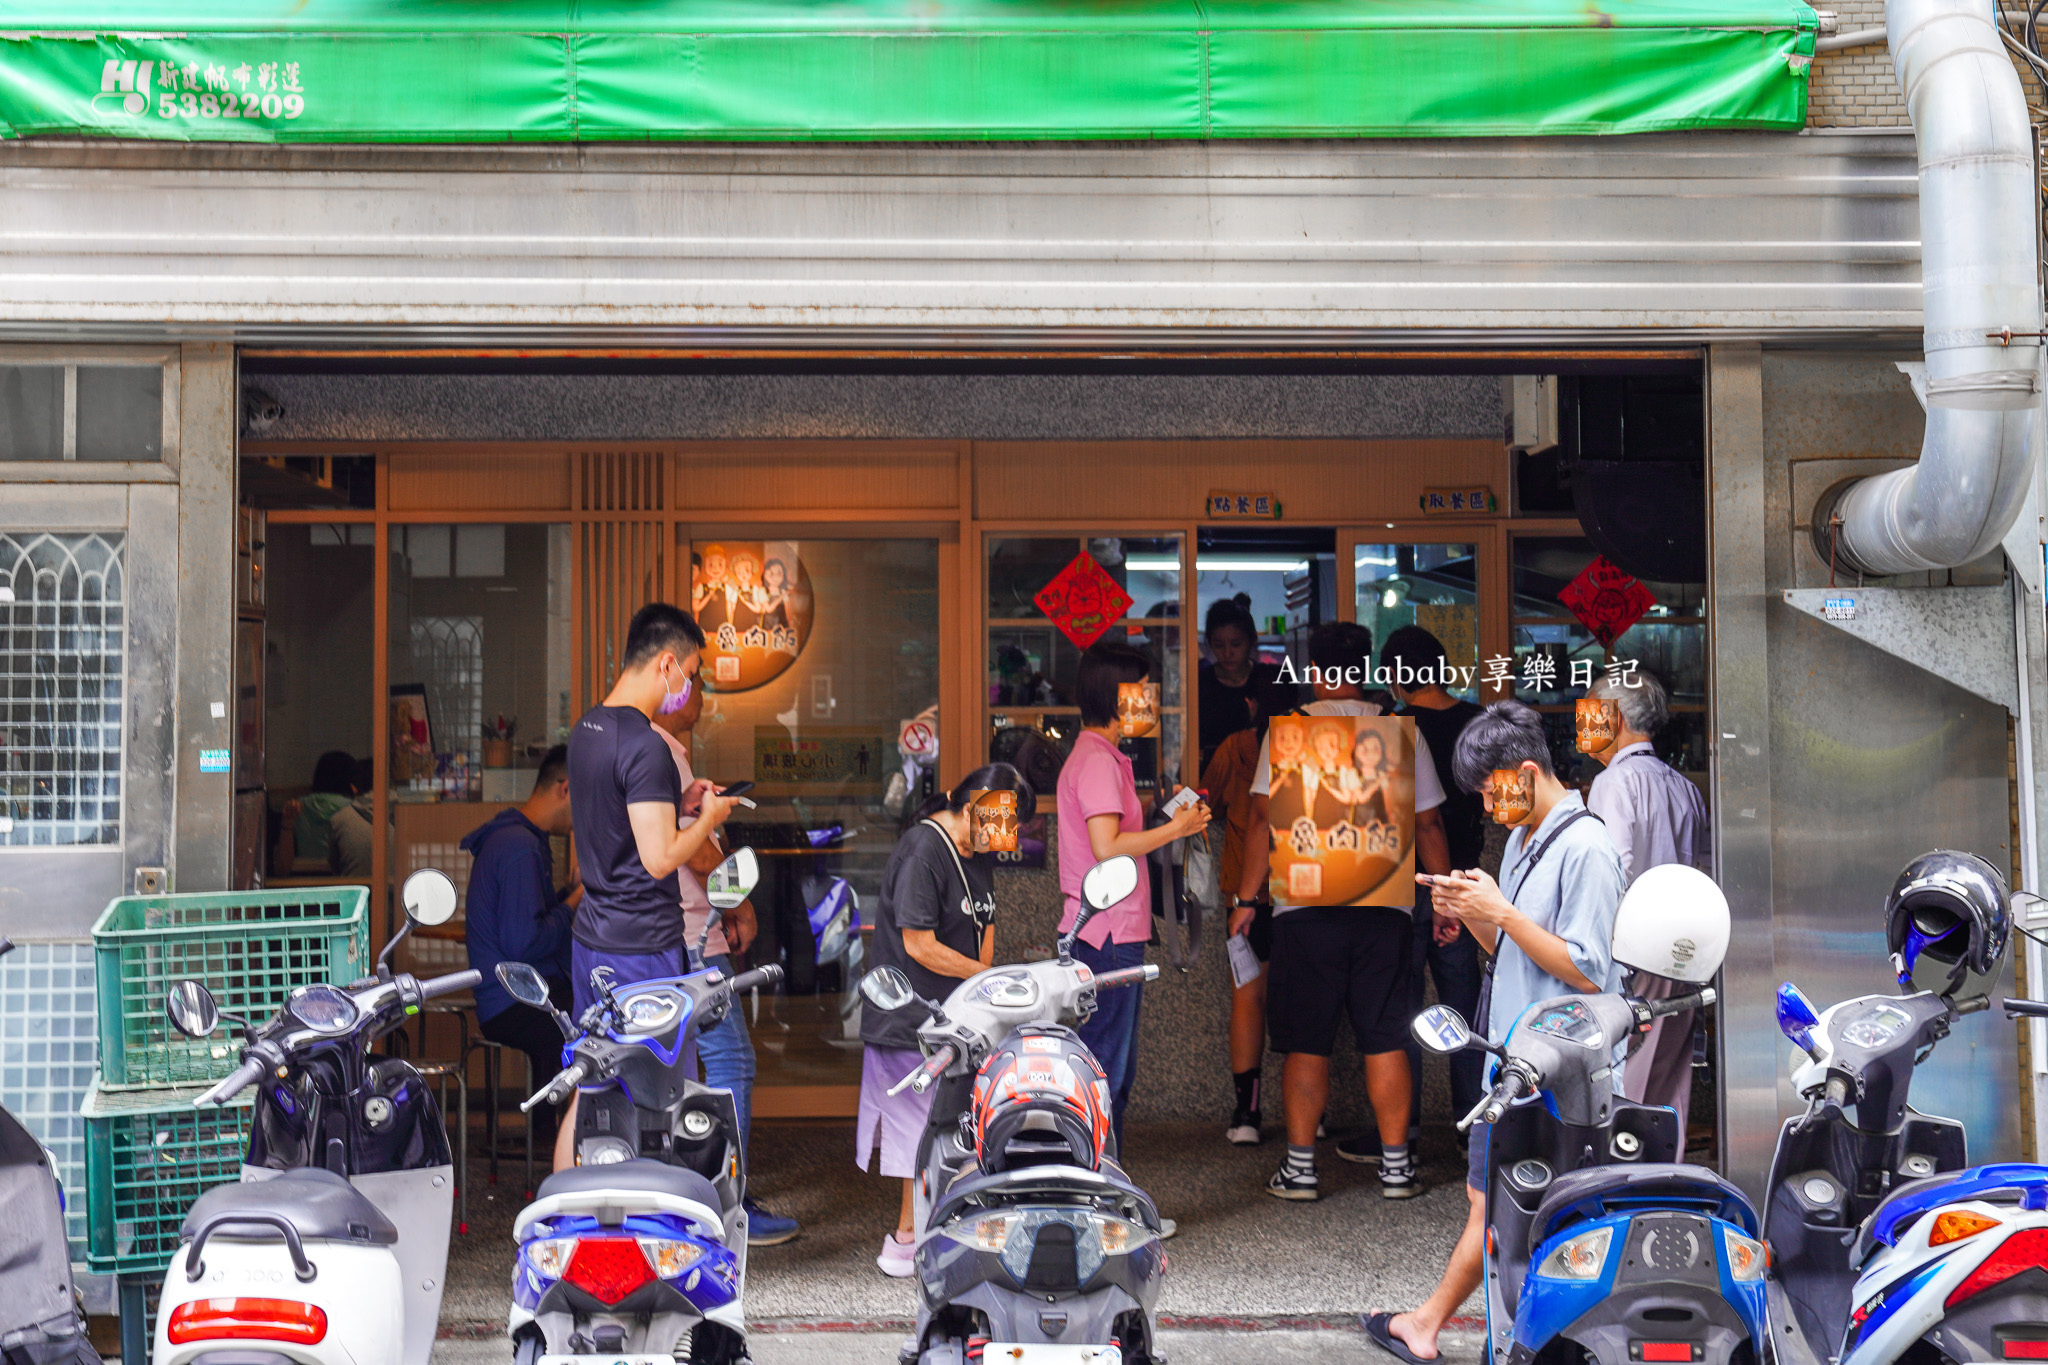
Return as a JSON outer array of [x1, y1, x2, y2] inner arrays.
[[558, 602, 736, 1170], [1337, 625, 1488, 1164]]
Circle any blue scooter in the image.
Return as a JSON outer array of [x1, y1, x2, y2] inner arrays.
[[1412, 985, 1770, 1365]]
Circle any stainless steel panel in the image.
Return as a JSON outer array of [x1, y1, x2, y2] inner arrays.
[[126, 481, 179, 880], [0, 134, 1919, 341], [1707, 343, 1780, 1202], [0, 850, 122, 939], [1759, 350, 2022, 1165]]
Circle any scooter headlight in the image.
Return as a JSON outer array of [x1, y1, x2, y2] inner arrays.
[[1535, 1226, 1614, 1281], [971, 1209, 1156, 1288], [1721, 1229, 1768, 1281], [526, 1236, 577, 1279]]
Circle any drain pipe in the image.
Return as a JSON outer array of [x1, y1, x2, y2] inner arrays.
[[1815, 0, 2044, 578]]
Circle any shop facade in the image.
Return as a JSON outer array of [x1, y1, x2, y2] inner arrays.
[[3, 6, 2047, 1207]]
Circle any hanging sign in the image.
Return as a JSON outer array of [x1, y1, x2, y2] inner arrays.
[[1557, 555, 1657, 649], [694, 540, 812, 691], [1033, 552, 1133, 650]]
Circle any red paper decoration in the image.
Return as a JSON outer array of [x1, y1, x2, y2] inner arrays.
[[1033, 552, 1134, 650], [1558, 555, 1657, 649]]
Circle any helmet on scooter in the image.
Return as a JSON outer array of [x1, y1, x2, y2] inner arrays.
[[1611, 864, 1730, 984], [970, 1028, 1114, 1174], [1884, 850, 2010, 1000]]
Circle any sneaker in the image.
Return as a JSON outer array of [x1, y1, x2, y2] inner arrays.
[[1226, 1111, 1262, 1146], [1316, 1121, 1329, 1140], [744, 1198, 801, 1246], [1334, 1135, 1381, 1165], [1379, 1161, 1422, 1200], [877, 1231, 916, 1277], [1158, 1217, 1179, 1240], [1265, 1164, 1319, 1201]]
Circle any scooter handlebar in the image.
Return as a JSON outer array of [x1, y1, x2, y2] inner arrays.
[[1462, 1064, 1535, 1131], [892, 1045, 957, 1097], [1095, 965, 1159, 990], [729, 965, 783, 995], [1647, 986, 1715, 1018], [522, 1060, 588, 1113], [2005, 997, 2048, 1020], [195, 1056, 267, 1108], [419, 969, 482, 1000]]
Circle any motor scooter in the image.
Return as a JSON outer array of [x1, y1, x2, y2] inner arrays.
[[499, 848, 782, 1365], [1411, 984, 1770, 1365], [854, 854, 1168, 1365], [1763, 980, 2048, 1365], [153, 869, 479, 1365], [0, 938, 104, 1365]]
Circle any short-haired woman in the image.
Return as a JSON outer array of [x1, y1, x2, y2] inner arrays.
[[858, 762, 1035, 1278], [1059, 643, 1211, 1164]]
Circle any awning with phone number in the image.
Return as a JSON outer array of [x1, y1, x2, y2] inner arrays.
[[0, 0, 1818, 143]]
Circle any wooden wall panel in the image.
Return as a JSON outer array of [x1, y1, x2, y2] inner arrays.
[[386, 450, 572, 510], [670, 442, 962, 511], [972, 439, 1508, 524], [578, 519, 668, 709]]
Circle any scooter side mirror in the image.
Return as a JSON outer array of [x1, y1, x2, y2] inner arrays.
[[706, 848, 760, 911], [1412, 1004, 1474, 1055], [165, 979, 221, 1038], [1777, 981, 1823, 1059], [496, 961, 553, 1009], [1081, 855, 1139, 912], [859, 966, 916, 1013], [401, 868, 459, 926]]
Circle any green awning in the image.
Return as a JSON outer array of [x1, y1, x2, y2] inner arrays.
[[0, 0, 1817, 143]]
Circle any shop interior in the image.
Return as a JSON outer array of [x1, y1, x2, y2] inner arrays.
[[235, 357, 1710, 1142]]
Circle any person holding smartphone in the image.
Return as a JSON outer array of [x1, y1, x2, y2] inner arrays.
[[1365, 701, 1625, 1365]]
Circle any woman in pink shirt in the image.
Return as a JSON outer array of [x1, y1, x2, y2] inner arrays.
[[1056, 643, 1211, 1154]]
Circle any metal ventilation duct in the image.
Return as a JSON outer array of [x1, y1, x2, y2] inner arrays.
[[1821, 0, 2044, 578]]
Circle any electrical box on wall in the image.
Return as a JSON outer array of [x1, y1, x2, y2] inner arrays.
[[1511, 375, 1560, 453]]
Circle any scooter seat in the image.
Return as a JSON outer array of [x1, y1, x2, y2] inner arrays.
[[182, 1167, 398, 1245], [535, 1158, 721, 1214], [1529, 1163, 1759, 1256]]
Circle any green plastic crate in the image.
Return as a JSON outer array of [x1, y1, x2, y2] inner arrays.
[[82, 1077, 254, 1277], [92, 887, 369, 1088]]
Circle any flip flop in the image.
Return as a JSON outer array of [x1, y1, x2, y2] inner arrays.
[[1361, 1313, 1438, 1365]]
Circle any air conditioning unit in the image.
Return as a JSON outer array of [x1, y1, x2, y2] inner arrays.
[[1511, 375, 1560, 454]]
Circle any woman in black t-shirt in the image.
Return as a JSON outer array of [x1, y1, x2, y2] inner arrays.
[[857, 762, 1035, 1278]]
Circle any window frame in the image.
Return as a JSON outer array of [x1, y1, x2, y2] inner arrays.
[[0, 344, 180, 480]]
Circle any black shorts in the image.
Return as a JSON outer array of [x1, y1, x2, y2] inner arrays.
[[1266, 906, 1417, 1056]]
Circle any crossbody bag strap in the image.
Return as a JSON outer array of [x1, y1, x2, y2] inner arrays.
[[920, 817, 989, 934], [1473, 806, 1600, 1038]]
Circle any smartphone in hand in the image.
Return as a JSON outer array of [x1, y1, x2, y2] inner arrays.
[[715, 782, 756, 799]]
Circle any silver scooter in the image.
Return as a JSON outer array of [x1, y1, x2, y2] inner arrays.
[[856, 855, 1166, 1365]]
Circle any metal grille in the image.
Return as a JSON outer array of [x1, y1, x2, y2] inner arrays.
[[410, 614, 483, 762], [0, 941, 97, 1258], [0, 531, 124, 847]]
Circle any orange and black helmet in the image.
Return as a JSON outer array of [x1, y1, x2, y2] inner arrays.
[[970, 1027, 1114, 1173]]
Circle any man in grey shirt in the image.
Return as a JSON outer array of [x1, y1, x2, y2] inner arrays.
[[1585, 668, 1709, 1135], [1366, 701, 1625, 1365]]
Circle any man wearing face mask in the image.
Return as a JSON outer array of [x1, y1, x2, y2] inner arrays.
[[560, 603, 736, 1172]]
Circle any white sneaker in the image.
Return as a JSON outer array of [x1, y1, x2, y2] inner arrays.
[[1158, 1217, 1178, 1240], [1226, 1120, 1261, 1146], [877, 1231, 915, 1278]]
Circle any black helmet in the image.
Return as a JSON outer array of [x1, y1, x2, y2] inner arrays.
[[1884, 850, 2011, 1000]]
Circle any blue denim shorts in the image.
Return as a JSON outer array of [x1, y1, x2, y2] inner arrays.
[[570, 940, 688, 1017]]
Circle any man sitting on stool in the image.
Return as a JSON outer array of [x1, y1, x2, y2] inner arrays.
[[463, 745, 580, 1147]]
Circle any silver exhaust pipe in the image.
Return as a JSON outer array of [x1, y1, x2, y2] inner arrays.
[[1819, 0, 2042, 578]]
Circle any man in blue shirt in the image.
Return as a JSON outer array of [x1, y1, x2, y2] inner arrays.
[[464, 744, 580, 1145], [1366, 701, 1625, 1365]]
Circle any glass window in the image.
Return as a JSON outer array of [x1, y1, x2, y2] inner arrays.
[[0, 532, 124, 847], [683, 534, 941, 1094], [75, 367, 163, 462], [986, 534, 1182, 793], [1354, 541, 1480, 702], [1509, 534, 1708, 782], [0, 368, 64, 461]]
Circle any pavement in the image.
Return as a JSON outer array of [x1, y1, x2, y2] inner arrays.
[[425, 1117, 1480, 1363]]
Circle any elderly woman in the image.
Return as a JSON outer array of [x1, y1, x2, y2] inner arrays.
[[859, 761, 1035, 1278]]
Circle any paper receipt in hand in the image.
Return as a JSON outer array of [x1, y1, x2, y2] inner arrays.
[[1226, 932, 1264, 990]]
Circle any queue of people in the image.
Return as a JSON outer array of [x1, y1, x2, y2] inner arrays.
[[435, 588, 1703, 1288]]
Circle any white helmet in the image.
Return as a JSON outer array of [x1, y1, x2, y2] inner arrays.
[[1612, 864, 1729, 984]]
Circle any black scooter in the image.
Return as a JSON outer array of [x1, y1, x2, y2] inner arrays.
[[0, 938, 103, 1365]]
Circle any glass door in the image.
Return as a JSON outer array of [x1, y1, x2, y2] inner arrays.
[[1341, 532, 1485, 702]]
